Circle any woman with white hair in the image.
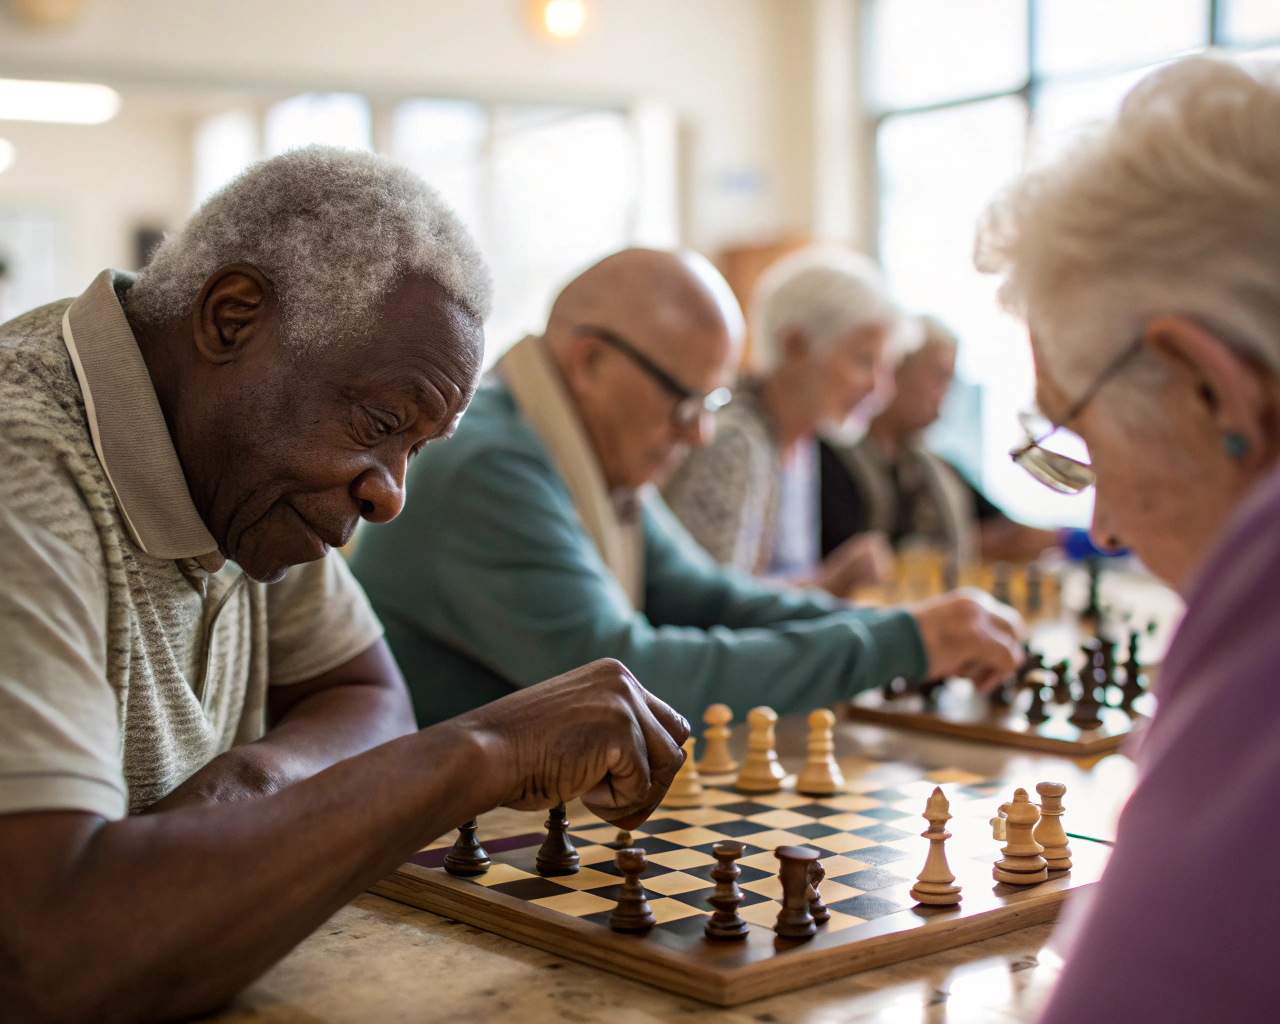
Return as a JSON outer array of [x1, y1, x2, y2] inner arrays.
[[661, 247, 900, 595], [976, 56, 1280, 1021]]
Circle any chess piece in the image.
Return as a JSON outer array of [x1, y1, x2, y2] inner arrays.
[[992, 788, 1048, 885], [988, 677, 1013, 707], [1025, 684, 1049, 725], [608, 847, 656, 932], [443, 819, 491, 877], [796, 708, 845, 795], [917, 679, 945, 706], [1051, 660, 1074, 706], [735, 706, 786, 792], [1034, 782, 1073, 872], [698, 703, 738, 774], [703, 841, 749, 940], [807, 860, 830, 923], [535, 802, 580, 876], [1068, 670, 1105, 730], [989, 802, 1009, 842], [909, 787, 962, 906], [1120, 632, 1146, 714], [773, 845, 822, 940], [612, 830, 633, 848], [663, 737, 703, 807]]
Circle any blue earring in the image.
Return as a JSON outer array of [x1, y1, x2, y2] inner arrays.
[[1223, 431, 1251, 459]]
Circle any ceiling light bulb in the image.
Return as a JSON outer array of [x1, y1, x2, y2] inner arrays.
[[0, 139, 15, 173], [543, 0, 586, 40], [0, 79, 120, 125]]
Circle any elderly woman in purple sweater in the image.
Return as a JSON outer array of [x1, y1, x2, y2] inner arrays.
[[977, 56, 1280, 1022]]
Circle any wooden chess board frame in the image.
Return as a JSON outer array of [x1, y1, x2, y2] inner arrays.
[[843, 680, 1150, 755], [371, 769, 1110, 1006]]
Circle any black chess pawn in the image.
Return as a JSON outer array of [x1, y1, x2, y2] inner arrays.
[[535, 802, 580, 876], [1051, 660, 1074, 706], [1120, 631, 1146, 714], [807, 860, 830, 924], [609, 847, 656, 932], [1025, 684, 1050, 725], [703, 841, 749, 940], [1069, 648, 1105, 730], [443, 819, 491, 877]]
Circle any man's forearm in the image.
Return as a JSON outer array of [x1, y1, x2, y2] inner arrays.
[[3, 720, 503, 1024], [147, 641, 417, 812]]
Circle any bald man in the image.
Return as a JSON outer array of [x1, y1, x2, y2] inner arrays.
[[351, 250, 1024, 726]]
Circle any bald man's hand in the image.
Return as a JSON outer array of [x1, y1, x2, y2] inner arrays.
[[907, 588, 1026, 692], [460, 659, 690, 830]]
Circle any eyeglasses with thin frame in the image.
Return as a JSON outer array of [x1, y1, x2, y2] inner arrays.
[[574, 324, 732, 427], [1011, 337, 1144, 494]]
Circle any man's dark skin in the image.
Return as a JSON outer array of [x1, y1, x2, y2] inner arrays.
[[0, 265, 688, 1023]]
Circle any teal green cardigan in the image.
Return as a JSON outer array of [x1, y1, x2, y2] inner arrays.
[[349, 382, 927, 727]]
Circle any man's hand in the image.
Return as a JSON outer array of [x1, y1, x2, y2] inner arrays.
[[459, 659, 689, 830], [815, 531, 894, 596], [907, 588, 1026, 691]]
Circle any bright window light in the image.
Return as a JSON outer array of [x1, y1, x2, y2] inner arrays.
[[0, 139, 14, 173], [0, 79, 120, 125], [263, 93, 372, 157], [543, 0, 586, 40]]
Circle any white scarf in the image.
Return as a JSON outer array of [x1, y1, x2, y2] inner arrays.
[[496, 335, 645, 609]]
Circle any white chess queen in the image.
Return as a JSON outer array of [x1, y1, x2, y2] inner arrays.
[[975, 54, 1280, 1023]]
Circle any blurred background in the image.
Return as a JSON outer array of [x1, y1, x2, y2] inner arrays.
[[0, 0, 1276, 529]]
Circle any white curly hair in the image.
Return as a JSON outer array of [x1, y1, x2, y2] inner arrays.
[[127, 145, 492, 349], [750, 246, 912, 373], [976, 55, 1280, 395]]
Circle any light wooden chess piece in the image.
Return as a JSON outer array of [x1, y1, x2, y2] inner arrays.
[[663, 737, 704, 807], [992, 788, 1048, 885], [773, 845, 821, 940], [735, 706, 786, 793], [990, 802, 1010, 842], [698, 703, 738, 774], [909, 787, 962, 906], [1034, 781, 1073, 872], [795, 708, 845, 796]]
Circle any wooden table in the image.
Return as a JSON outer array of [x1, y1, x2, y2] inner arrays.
[[205, 718, 1136, 1023]]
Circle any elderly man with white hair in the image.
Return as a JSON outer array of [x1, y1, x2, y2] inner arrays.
[[663, 246, 906, 594], [975, 57, 1280, 1021], [352, 248, 1025, 729], [0, 147, 692, 1021]]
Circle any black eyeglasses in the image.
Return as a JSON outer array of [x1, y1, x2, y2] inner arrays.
[[1011, 337, 1144, 494], [574, 323, 732, 427]]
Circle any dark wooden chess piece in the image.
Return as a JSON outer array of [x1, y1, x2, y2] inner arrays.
[[917, 679, 945, 707], [807, 860, 830, 924], [988, 677, 1013, 708], [609, 847, 656, 932], [774, 845, 822, 940], [1120, 631, 1146, 714], [703, 841, 749, 940], [443, 819, 491, 877], [1025, 684, 1049, 725], [535, 802, 580, 876], [1081, 557, 1104, 631], [1069, 644, 1105, 730], [1051, 660, 1074, 706]]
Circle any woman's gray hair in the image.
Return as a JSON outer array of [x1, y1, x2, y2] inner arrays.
[[127, 145, 493, 349], [750, 246, 909, 372], [976, 55, 1280, 394]]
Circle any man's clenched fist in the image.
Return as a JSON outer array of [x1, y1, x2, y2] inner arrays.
[[907, 588, 1026, 691], [457, 659, 689, 830]]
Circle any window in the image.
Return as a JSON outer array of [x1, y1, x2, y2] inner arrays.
[[866, 0, 1280, 528]]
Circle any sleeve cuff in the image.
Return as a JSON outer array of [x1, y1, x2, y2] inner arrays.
[[857, 608, 928, 692], [0, 771, 127, 820]]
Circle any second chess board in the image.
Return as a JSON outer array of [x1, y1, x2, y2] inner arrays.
[[373, 761, 1110, 1005]]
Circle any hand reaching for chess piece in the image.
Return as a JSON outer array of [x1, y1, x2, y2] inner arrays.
[[907, 588, 1027, 692], [456, 658, 689, 830]]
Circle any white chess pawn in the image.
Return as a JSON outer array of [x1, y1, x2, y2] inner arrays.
[[734, 707, 786, 793], [698, 703, 738, 775], [663, 737, 703, 807], [796, 708, 845, 795]]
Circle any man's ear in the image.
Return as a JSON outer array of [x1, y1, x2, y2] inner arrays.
[[191, 263, 278, 366], [558, 331, 604, 398], [781, 327, 811, 364], [1143, 315, 1275, 469]]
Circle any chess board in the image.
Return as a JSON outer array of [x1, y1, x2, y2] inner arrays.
[[371, 758, 1111, 1006], [845, 677, 1156, 755]]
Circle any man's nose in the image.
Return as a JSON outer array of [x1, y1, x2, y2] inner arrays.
[[351, 463, 406, 524]]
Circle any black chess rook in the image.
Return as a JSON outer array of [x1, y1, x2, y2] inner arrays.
[[774, 845, 822, 940]]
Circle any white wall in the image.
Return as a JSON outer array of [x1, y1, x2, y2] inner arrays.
[[0, 0, 832, 270]]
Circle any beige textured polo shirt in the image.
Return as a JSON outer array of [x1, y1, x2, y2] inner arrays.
[[0, 270, 384, 818]]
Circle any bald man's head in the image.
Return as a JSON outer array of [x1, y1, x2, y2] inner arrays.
[[545, 248, 744, 490]]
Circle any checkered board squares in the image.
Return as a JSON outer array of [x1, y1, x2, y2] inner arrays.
[[375, 760, 1112, 1006]]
